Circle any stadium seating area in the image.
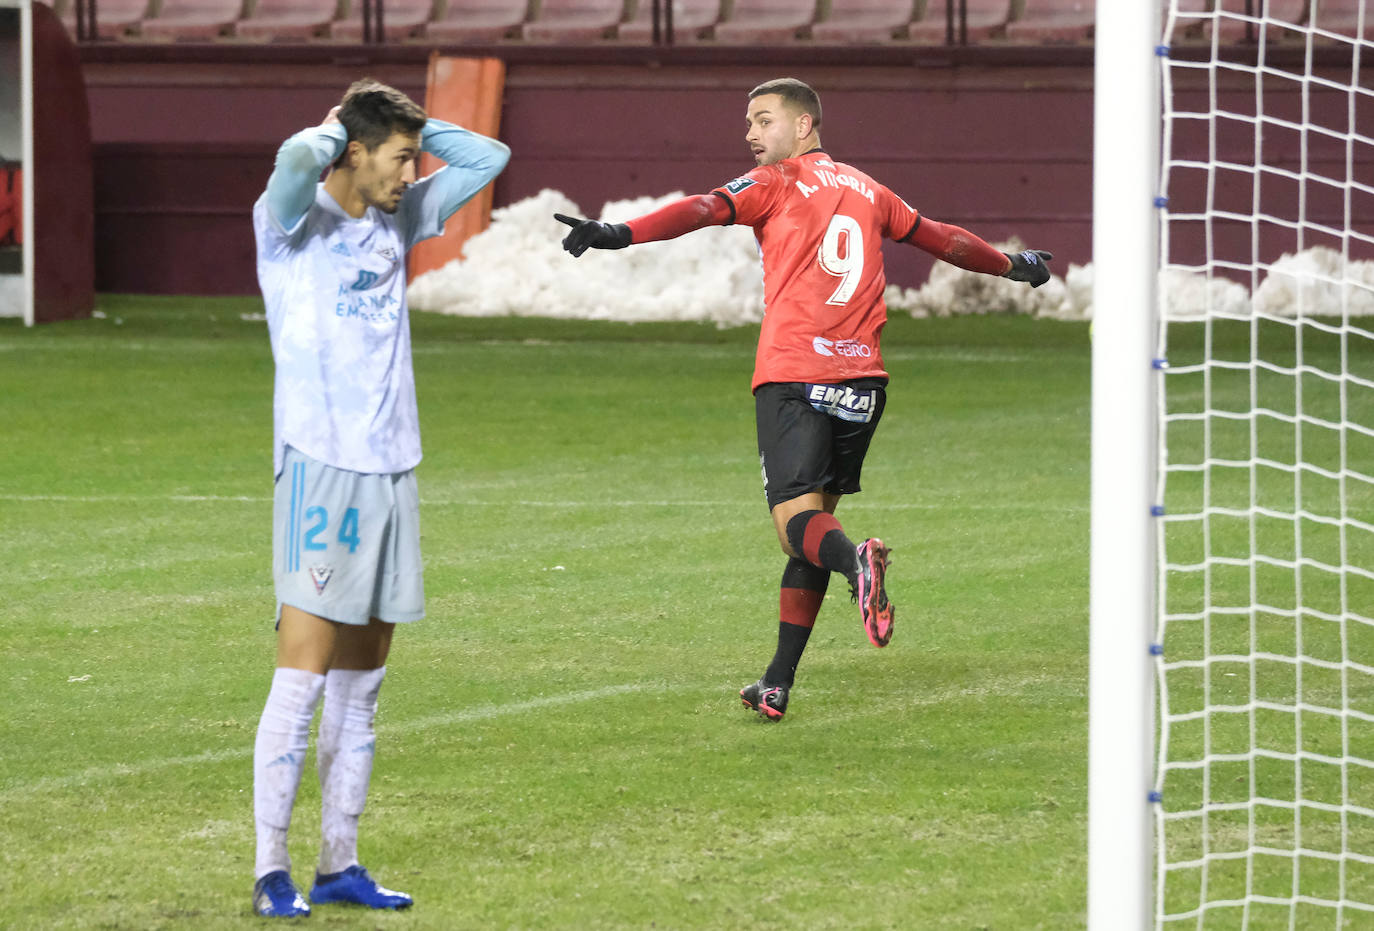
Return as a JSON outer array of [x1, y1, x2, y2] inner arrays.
[[47, 0, 1347, 45]]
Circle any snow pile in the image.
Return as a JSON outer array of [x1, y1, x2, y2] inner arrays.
[[887, 250, 1374, 322], [408, 189, 765, 327], [409, 190, 1374, 325], [1158, 267, 1252, 320], [1252, 246, 1374, 318], [884, 237, 1078, 320]]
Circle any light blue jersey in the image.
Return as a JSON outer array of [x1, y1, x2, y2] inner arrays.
[[254, 119, 509, 477]]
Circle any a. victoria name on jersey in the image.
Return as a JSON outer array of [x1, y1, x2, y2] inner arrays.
[[796, 159, 876, 204]]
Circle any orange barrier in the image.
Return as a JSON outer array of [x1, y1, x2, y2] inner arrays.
[[407, 54, 505, 282], [0, 166, 21, 246]]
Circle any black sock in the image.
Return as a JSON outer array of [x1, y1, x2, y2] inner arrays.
[[764, 623, 814, 687], [763, 557, 830, 686]]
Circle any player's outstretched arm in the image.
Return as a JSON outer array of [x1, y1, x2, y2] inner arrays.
[[556, 193, 732, 258], [263, 112, 348, 232], [904, 216, 1055, 288]]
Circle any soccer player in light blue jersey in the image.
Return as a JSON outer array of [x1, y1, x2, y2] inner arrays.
[[248, 79, 508, 919]]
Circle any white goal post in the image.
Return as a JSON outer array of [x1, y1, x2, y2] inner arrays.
[[1089, 0, 1161, 928], [1093, 2, 1374, 928]]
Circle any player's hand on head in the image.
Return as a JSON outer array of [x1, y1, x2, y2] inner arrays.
[[322, 106, 342, 126], [554, 213, 632, 258], [1003, 250, 1054, 288]]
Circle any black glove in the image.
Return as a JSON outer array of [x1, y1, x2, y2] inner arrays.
[[555, 213, 632, 258], [1003, 249, 1054, 288]]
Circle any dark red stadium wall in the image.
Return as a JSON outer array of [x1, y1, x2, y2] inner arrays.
[[82, 62, 425, 297], [80, 59, 1093, 296], [499, 65, 1093, 295], [79, 52, 1374, 297], [82, 61, 417, 295]]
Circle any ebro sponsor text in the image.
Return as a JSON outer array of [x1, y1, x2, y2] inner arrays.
[[811, 336, 873, 357]]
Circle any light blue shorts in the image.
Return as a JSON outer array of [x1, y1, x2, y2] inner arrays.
[[273, 446, 425, 626]]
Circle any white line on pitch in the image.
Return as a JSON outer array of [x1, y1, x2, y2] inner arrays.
[[0, 494, 1086, 514], [0, 494, 266, 503], [0, 683, 648, 801]]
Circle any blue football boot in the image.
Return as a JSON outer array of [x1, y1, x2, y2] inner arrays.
[[309, 865, 413, 910], [252, 870, 311, 918]]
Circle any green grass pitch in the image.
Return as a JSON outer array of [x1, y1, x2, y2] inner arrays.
[[0, 297, 1092, 929]]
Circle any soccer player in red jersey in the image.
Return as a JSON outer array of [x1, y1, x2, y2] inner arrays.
[[556, 77, 1052, 721]]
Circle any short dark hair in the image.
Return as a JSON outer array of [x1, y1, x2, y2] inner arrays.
[[748, 78, 822, 130], [337, 79, 427, 153]]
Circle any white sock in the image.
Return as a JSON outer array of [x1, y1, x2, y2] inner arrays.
[[317, 666, 386, 876], [253, 667, 325, 879]]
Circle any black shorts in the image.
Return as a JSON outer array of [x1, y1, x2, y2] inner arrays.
[[754, 378, 888, 509]]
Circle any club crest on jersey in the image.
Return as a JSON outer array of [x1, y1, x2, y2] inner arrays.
[[349, 270, 380, 291], [309, 565, 334, 594], [374, 246, 398, 262], [724, 177, 757, 195]]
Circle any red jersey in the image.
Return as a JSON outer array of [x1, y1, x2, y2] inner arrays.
[[712, 150, 920, 391]]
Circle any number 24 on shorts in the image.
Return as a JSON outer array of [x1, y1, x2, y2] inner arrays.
[[303, 506, 362, 554]]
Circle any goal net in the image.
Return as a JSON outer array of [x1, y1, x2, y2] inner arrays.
[[1154, 1, 1374, 927]]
